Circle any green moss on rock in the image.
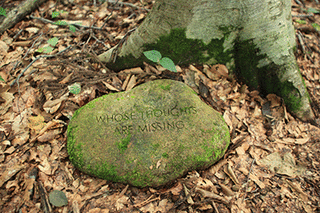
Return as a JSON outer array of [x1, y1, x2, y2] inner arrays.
[[67, 79, 230, 187]]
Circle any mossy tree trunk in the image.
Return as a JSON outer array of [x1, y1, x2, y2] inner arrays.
[[98, 0, 314, 121]]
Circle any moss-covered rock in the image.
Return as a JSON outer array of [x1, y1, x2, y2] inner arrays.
[[67, 79, 230, 187]]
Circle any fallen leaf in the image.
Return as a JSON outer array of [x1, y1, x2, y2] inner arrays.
[[49, 190, 68, 207]]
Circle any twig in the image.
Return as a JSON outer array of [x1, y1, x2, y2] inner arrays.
[[13, 29, 24, 40], [10, 46, 72, 86], [195, 187, 230, 205], [292, 14, 313, 18], [86, 49, 112, 73], [30, 15, 102, 30], [296, 31, 314, 63], [91, 34, 110, 48], [111, 184, 129, 206], [111, 27, 136, 62], [132, 194, 161, 208], [23, 32, 43, 59], [246, 159, 255, 184], [107, 0, 150, 11], [294, 0, 305, 7], [242, 159, 255, 202], [211, 201, 220, 213], [297, 31, 306, 54], [101, 0, 119, 29]]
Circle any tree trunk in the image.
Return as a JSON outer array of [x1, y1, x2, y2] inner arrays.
[[98, 0, 314, 121], [0, 0, 46, 34]]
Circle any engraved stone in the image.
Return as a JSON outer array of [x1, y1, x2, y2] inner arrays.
[[67, 79, 230, 187]]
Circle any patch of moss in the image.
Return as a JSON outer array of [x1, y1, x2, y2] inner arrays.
[[107, 27, 236, 72], [152, 143, 160, 149], [67, 125, 85, 169], [162, 153, 169, 158], [234, 39, 305, 113], [159, 84, 171, 90], [143, 28, 234, 66], [85, 100, 97, 109], [92, 162, 124, 182], [117, 133, 132, 154]]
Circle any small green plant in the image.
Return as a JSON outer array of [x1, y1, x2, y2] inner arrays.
[[0, 7, 7, 17], [37, 37, 59, 53], [294, 19, 307, 25], [37, 11, 77, 53], [143, 50, 177, 72], [0, 75, 5, 82], [52, 10, 77, 32], [312, 23, 320, 32], [68, 83, 81, 95]]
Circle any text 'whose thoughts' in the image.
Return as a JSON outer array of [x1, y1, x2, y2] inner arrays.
[[95, 105, 197, 134]]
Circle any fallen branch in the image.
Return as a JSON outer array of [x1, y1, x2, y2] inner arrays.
[[0, 0, 46, 34]]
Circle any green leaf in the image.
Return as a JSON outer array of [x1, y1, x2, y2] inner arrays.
[[0, 7, 7, 17], [54, 20, 68, 26], [36, 47, 44, 53], [52, 11, 60, 18], [43, 46, 54, 53], [69, 25, 76, 32], [307, 7, 320, 14], [37, 46, 54, 53], [312, 23, 320, 31], [48, 37, 59, 47], [68, 83, 81, 94], [0, 75, 5, 82], [143, 50, 162, 63], [295, 19, 306, 24], [49, 190, 68, 207], [159, 57, 177, 72]]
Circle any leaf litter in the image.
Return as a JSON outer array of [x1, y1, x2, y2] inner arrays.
[[0, 0, 320, 212]]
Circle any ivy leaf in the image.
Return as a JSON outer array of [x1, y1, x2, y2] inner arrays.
[[48, 37, 59, 47], [69, 25, 76, 32], [52, 11, 60, 18], [159, 57, 177, 72], [43, 46, 54, 53], [0, 7, 7, 17], [143, 50, 162, 63], [49, 190, 68, 207], [68, 83, 81, 94], [36, 47, 44, 53], [37, 46, 54, 53], [0, 75, 5, 82]]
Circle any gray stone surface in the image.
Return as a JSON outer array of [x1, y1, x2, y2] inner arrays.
[[67, 79, 230, 187]]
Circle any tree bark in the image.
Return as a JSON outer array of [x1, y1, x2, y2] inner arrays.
[[0, 0, 46, 34], [98, 0, 314, 121]]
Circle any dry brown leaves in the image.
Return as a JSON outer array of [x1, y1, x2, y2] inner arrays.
[[0, 0, 320, 212]]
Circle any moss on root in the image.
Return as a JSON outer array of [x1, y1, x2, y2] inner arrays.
[[234, 39, 306, 113], [143, 28, 234, 67], [107, 28, 236, 71]]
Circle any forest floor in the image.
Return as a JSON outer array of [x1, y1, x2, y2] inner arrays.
[[0, 0, 320, 212]]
